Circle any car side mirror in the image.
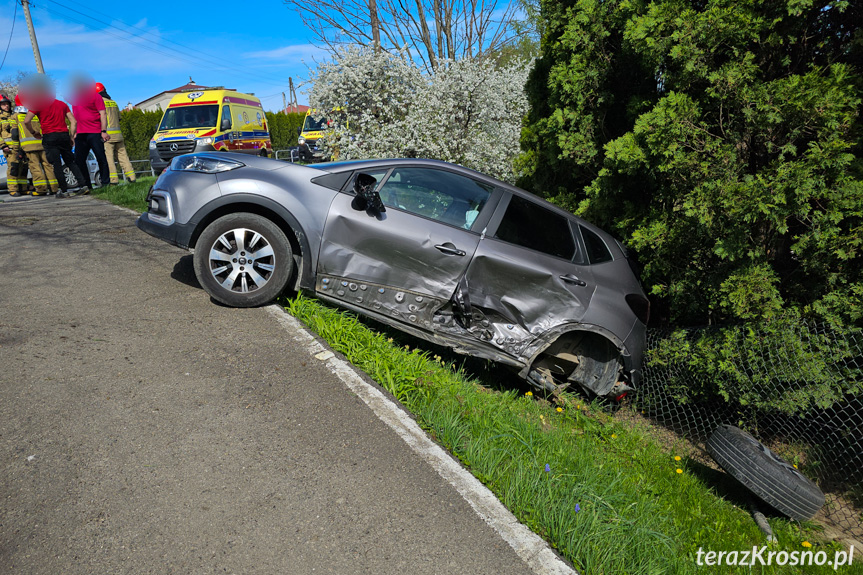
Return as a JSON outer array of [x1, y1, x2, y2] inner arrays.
[[221, 119, 232, 131], [352, 172, 386, 213]]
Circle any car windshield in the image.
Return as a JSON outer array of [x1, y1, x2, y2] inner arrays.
[[303, 115, 329, 132], [159, 105, 219, 131]]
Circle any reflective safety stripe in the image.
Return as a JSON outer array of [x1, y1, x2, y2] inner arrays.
[[107, 129, 122, 135], [124, 170, 135, 176]]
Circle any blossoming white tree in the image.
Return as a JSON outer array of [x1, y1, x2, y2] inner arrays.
[[308, 47, 531, 182]]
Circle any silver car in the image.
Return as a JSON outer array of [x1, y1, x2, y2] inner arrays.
[[137, 153, 648, 399]]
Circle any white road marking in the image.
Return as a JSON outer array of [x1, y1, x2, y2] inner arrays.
[[266, 305, 577, 575]]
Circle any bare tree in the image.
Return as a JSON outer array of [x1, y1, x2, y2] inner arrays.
[[285, 0, 520, 71]]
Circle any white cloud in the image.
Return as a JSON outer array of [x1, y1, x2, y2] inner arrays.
[[244, 44, 327, 62]]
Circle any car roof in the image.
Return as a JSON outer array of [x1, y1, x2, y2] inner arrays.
[[311, 158, 609, 237]]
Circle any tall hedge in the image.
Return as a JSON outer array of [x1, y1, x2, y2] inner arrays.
[[266, 111, 305, 152], [119, 108, 163, 161], [519, 0, 862, 331]]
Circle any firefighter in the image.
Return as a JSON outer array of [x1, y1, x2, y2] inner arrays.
[[95, 83, 135, 184], [16, 95, 58, 196], [0, 93, 27, 196]]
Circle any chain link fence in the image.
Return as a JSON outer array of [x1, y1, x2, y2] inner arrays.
[[635, 321, 863, 537]]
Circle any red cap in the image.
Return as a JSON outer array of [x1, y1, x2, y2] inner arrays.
[[94, 82, 105, 93], [14, 94, 21, 106]]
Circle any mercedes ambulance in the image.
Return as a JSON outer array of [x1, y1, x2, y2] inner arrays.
[[149, 89, 273, 173]]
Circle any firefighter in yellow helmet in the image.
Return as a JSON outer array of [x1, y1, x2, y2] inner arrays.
[[0, 93, 27, 196], [16, 94, 59, 196], [95, 83, 136, 184]]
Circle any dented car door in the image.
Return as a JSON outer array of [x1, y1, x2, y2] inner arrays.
[[432, 192, 597, 361], [316, 166, 497, 331]]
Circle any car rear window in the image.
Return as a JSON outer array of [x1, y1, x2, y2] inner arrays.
[[580, 225, 613, 264], [494, 195, 576, 260]]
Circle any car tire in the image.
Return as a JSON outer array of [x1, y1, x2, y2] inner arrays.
[[193, 213, 293, 308], [706, 424, 824, 520]]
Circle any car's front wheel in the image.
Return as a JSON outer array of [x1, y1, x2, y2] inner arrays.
[[193, 213, 292, 307]]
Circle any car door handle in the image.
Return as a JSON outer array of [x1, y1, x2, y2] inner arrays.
[[560, 274, 587, 286], [435, 243, 466, 257]]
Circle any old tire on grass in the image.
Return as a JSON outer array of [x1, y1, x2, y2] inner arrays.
[[193, 212, 292, 308], [706, 424, 824, 521]]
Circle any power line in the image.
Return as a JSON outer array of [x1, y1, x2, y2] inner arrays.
[[0, 0, 17, 73], [45, 0, 291, 89]]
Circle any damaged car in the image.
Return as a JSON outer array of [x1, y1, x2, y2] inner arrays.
[[136, 153, 649, 399]]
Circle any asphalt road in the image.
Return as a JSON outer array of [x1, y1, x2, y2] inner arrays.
[[0, 195, 534, 574]]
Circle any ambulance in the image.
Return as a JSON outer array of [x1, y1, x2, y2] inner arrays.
[[149, 89, 272, 173]]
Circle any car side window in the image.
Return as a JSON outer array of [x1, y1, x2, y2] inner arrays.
[[221, 105, 232, 130], [494, 195, 576, 260], [377, 168, 493, 230], [580, 225, 613, 264]]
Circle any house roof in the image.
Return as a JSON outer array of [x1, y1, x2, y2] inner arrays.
[[133, 79, 229, 108], [285, 104, 310, 114]]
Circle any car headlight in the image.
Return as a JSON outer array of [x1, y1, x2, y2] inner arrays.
[[149, 140, 157, 149], [298, 137, 305, 145], [171, 155, 244, 173], [197, 137, 214, 145]]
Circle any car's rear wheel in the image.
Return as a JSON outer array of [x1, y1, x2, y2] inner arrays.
[[193, 213, 292, 308]]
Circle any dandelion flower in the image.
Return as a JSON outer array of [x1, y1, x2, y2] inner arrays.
[[802, 541, 812, 548], [676, 468, 683, 474], [674, 456, 681, 462], [611, 434, 617, 439], [556, 407, 563, 413], [576, 405, 582, 410], [525, 391, 533, 397], [793, 464, 798, 469], [544, 464, 551, 473]]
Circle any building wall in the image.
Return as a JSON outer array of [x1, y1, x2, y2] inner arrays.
[[136, 93, 175, 113]]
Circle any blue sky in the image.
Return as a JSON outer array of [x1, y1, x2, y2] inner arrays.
[[0, 0, 324, 110]]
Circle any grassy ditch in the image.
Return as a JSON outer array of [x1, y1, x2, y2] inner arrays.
[[88, 182, 859, 573], [284, 294, 862, 575], [91, 177, 156, 213]]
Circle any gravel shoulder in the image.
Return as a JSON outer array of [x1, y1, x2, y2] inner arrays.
[[0, 196, 532, 575]]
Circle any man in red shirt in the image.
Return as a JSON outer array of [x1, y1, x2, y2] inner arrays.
[[71, 78, 110, 191], [24, 98, 89, 198]]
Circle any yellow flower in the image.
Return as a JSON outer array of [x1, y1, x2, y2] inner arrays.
[[674, 456, 682, 462], [802, 541, 812, 548], [387, 338, 393, 343], [611, 434, 617, 439], [525, 391, 533, 397], [576, 405, 582, 410], [793, 464, 798, 469], [556, 407, 563, 413], [676, 469, 683, 474]]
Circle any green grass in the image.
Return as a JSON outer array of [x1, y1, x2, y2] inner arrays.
[[91, 176, 156, 212], [283, 294, 863, 575]]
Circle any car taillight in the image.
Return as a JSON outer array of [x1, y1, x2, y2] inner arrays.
[[625, 294, 650, 325]]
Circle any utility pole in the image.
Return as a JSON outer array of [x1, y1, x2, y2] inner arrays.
[[20, 0, 45, 74], [287, 78, 298, 114], [282, 92, 287, 114]]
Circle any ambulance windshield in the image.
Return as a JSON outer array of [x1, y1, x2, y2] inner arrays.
[[159, 105, 219, 131], [302, 115, 329, 132]]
